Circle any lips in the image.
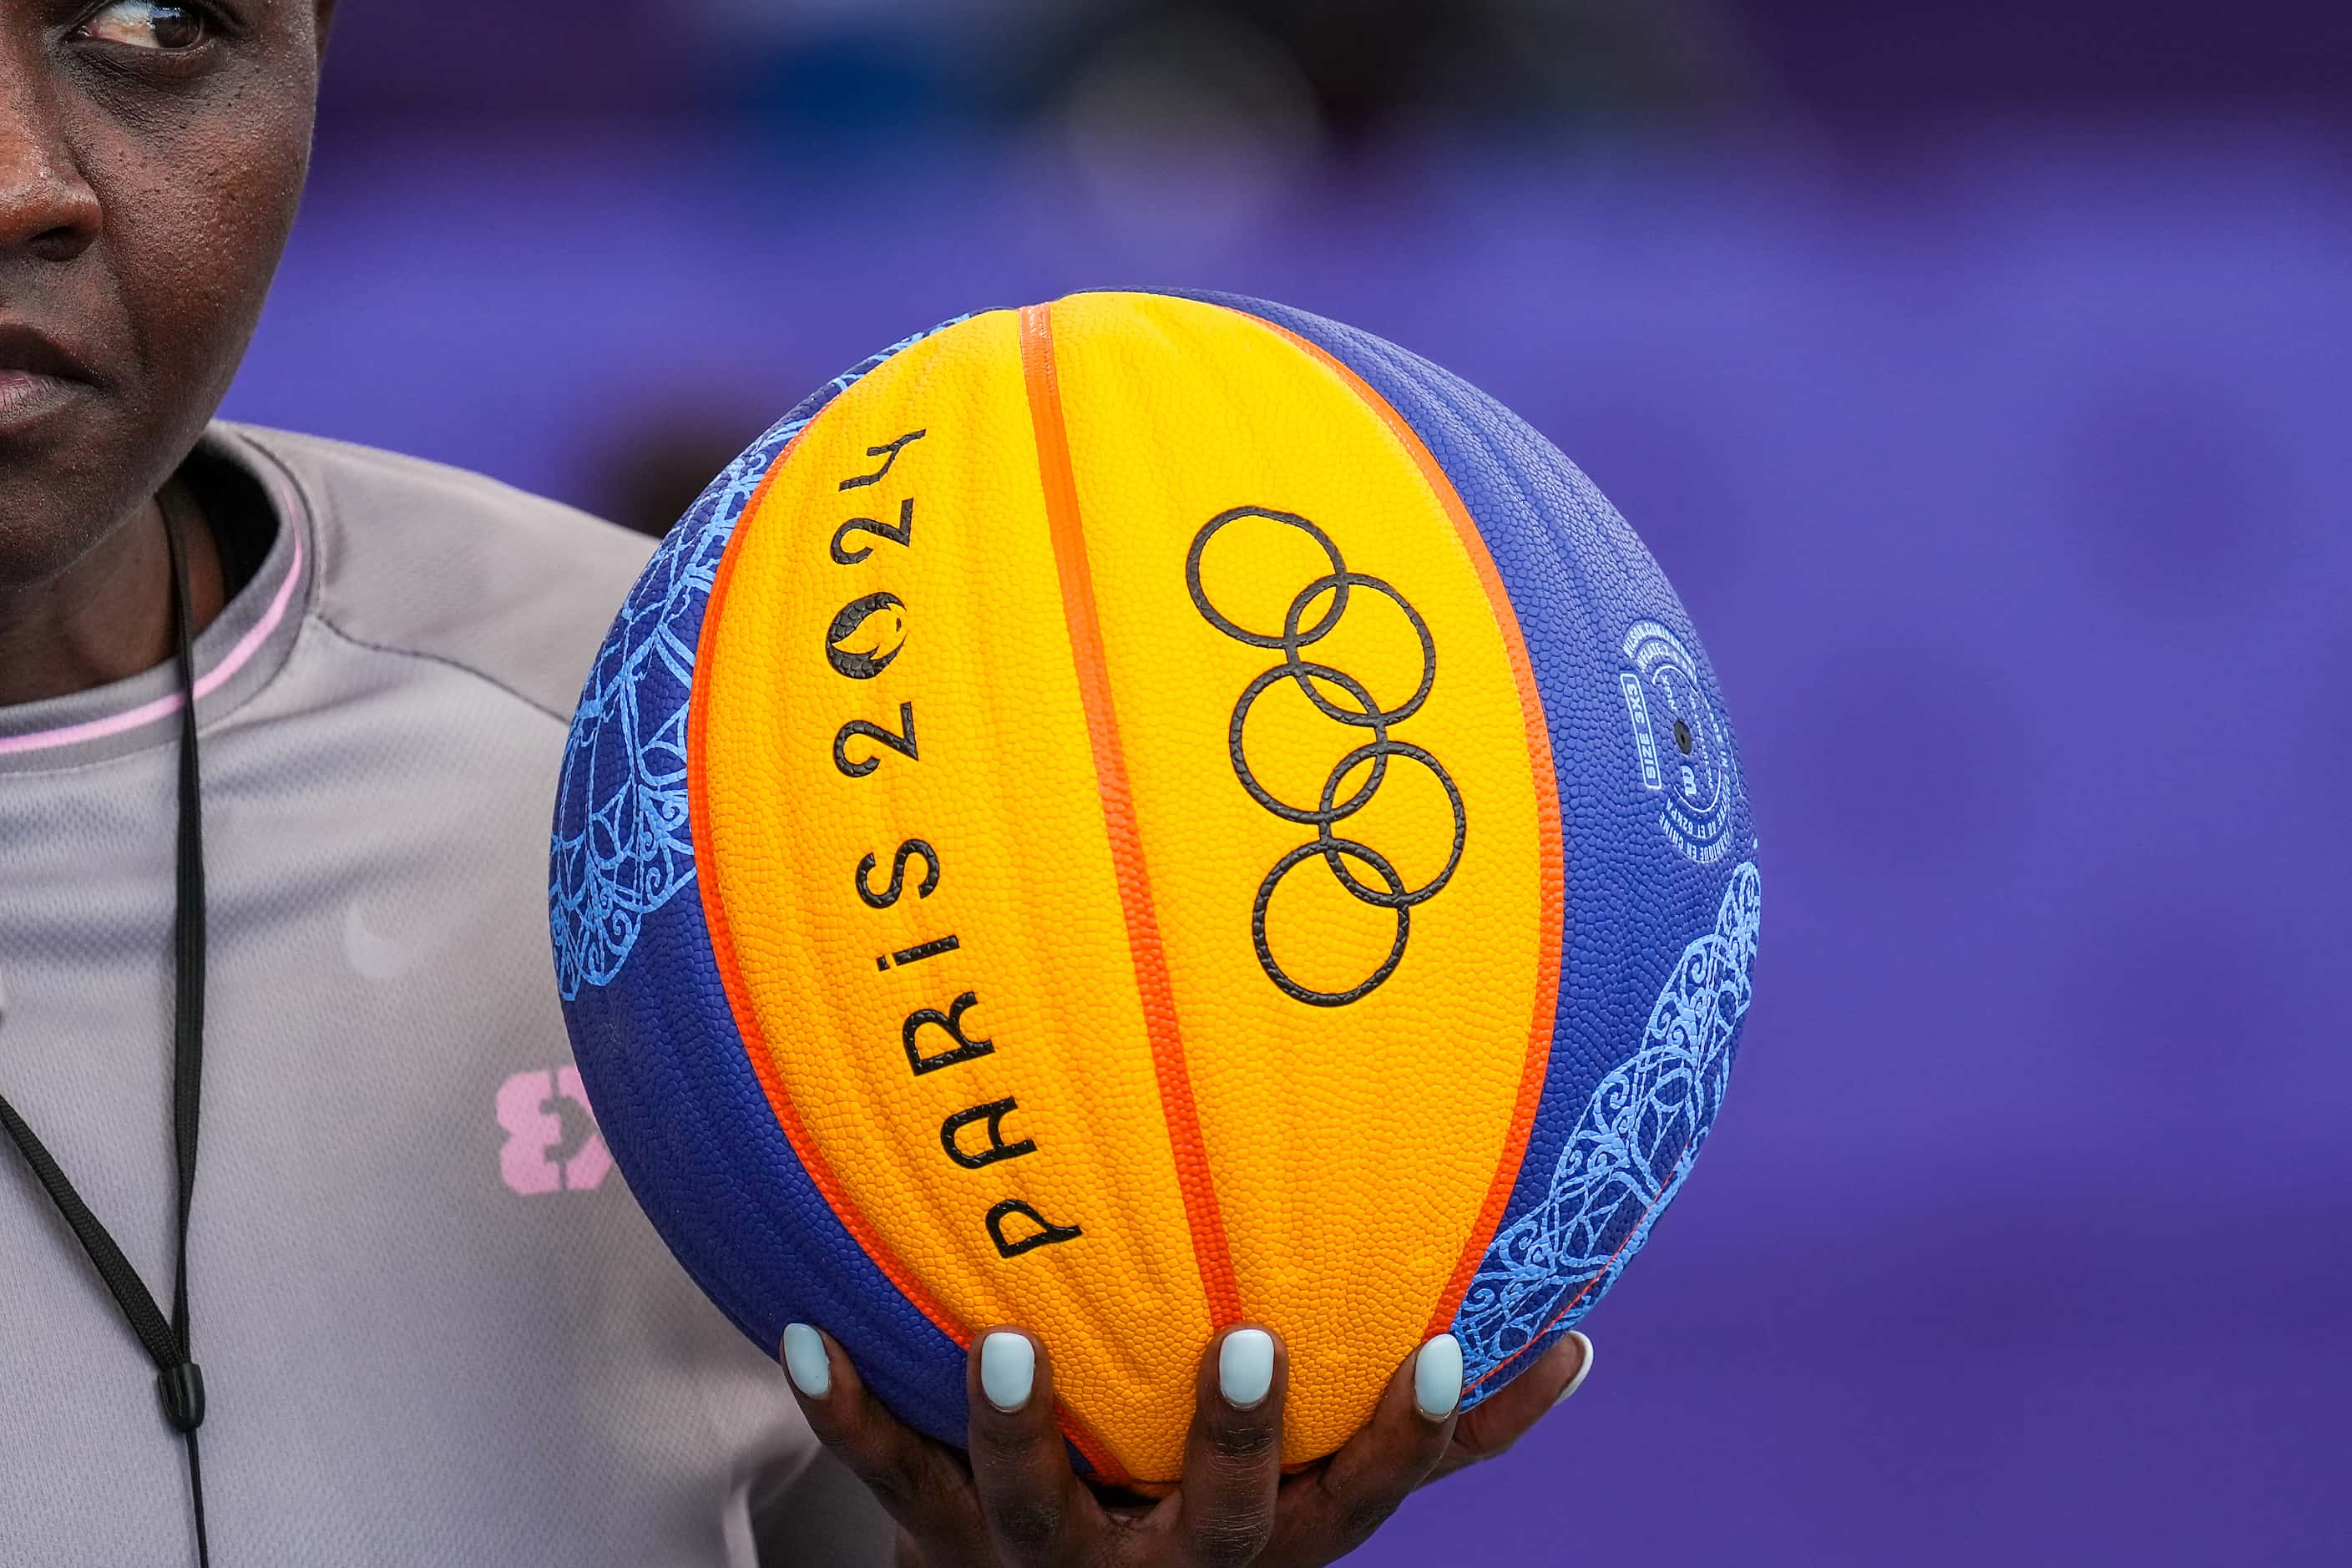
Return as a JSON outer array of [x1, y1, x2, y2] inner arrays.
[[0, 321, 98, 385], [0, 321, 104, 433]]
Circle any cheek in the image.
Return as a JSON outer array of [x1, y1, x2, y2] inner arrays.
[[98, 113, 313, 411]]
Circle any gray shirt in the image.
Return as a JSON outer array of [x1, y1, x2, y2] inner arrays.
[[0, 427, 888, 1566]]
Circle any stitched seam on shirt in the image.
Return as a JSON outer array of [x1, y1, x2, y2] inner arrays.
[[308, 614, 569, 727], [228, 428, 589, 736]]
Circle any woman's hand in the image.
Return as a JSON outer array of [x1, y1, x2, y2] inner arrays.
[[779, 1319, 1594, 1567]]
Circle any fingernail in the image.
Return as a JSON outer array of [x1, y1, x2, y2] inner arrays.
[[1414, 1333, 1464, 1422], [981, 1332, 1035, 1414], [1552, 1332, 1596, 1408], [1219, 1328, 1275, 1409], [782, 1323, 831, 1400]]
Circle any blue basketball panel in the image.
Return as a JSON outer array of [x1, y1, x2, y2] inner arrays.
[[1175, 291, 1763, 1403]]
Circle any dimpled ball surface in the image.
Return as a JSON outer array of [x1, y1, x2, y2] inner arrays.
[[550, 291, 1761, 1486]]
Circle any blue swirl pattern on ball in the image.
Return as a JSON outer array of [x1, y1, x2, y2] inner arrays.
[[1454, 859, 1762, 1392], [550, 316, 974, 999]]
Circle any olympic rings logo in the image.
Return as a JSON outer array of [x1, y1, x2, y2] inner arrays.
[[1186, 507, 1467, 1009]]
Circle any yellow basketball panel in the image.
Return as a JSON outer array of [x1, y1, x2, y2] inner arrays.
[[696, 310, 1211, 1480], [1045, 293, 1552, 1459]]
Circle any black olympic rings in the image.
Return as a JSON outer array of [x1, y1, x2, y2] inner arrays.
[[1186, 506, 1468, 1008]]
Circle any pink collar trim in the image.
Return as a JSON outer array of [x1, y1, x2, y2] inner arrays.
[[0, 528, 306, 759]]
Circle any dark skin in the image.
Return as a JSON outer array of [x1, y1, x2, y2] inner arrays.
[[0, 0, 330, 706], [0, 3, 1594, 1560]]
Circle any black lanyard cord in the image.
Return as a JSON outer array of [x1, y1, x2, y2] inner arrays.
[[0, 493, 212, 1566]]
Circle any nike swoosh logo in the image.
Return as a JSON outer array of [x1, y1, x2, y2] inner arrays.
[[345, 902, 422, 981]]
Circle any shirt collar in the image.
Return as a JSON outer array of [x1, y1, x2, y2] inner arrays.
[[0, 426, 315, 776]]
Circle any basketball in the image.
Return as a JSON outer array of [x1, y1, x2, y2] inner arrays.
[[549, 291, 1761, 1486]]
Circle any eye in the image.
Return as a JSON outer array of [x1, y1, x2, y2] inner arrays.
[[78, 1, 210, 51]]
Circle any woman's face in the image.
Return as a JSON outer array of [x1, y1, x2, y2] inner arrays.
[[0, 1, 327, 588]]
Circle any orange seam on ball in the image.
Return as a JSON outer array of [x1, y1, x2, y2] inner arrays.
[[689, 422, 1136, 1487], [1020, 300, 1246, 1333], [1235, 310, 1567, 1343]]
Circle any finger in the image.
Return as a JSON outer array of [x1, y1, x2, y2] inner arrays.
[[1435, 1330, 1592, 1479], [780, 1323, 984, 1549], [964, 1328, 1104, 1566], [1170, 1325, 1287, 1565], [1268, 1333, 1458, 1561]]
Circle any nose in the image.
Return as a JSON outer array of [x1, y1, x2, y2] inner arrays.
[[0, 44, 102, 264]]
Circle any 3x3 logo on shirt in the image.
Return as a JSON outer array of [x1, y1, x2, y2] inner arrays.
[[495, 1066, 613, 1195]]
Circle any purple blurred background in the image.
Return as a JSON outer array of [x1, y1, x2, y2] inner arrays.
[[232, 4, 2352, 1561]]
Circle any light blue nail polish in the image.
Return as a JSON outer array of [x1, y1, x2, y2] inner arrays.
[[1414, 1333, 1464, 1422], [782, 1323, 831, 1399], [981, 1332, 1036, 1413], [1220, 1328, 1275, 1409]]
